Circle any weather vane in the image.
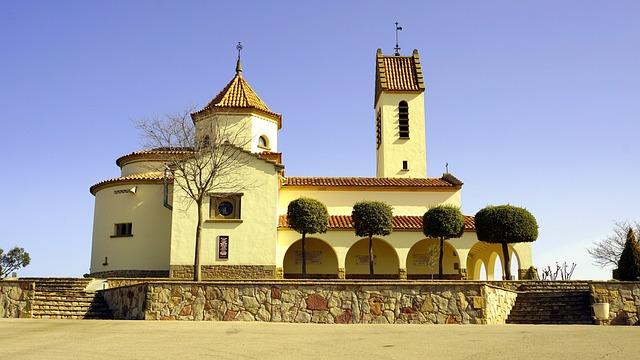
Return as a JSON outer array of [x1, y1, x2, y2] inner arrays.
[[236, 41, 243, 59], [394, 22, 403, 56]]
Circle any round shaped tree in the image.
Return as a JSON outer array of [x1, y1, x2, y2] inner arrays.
[[475, 205, 538, 280], [287, 197, 329, 276], [423, 205, 465, 279], [617, 228, 640, 281], [352, 201, 393, 278]]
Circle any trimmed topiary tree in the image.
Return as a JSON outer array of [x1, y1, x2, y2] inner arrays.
[[617, 227, 640, 281], [475, 205, 538, 280], [423, 205, 465, 279], [352, 201, 393, 278], [287, 197, 329, 277]]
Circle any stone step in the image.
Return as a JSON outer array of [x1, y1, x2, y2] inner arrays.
[[514, 300, 590, 306], [32, 303, 109, 310], [33, 313, 112, 319], [509, 308, 591, 316], [507, 319, 593, 325]]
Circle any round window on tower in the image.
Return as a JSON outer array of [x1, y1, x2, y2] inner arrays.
[[258, 135, 270, 150]]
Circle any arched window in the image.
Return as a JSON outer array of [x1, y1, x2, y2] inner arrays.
[[258, 135, 270, 149], [398, 101, 409, 138]]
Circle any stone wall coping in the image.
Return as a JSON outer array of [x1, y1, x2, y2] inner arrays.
[[590, 281, 640, 285], [111, 280, 499, 287]]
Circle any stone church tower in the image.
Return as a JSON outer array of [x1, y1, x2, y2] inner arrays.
[[374, 49, 427, 178]]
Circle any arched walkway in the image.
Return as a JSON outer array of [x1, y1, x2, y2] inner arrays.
[[283, 237, 339, 279], [466, 242, 521, 280], [345, 238, 399, 279], [406, 239, 462, 280]]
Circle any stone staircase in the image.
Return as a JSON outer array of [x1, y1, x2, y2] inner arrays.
[[506, 282, 593, 325], [25, 278, 112, 319]]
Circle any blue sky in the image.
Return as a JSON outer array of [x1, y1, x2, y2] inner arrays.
[[1, 1, 638, 279]]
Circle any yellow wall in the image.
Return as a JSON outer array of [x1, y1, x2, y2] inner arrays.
[[120, 160, 166, 176], [279, 188, 461, 216], [282, 238, 338, 275], [376, 92, 427, 178], [169, 152, 280, 267], [345, 238, 399, 275], [406, 239, 461, 276], [90, 184, 172, 273], [277, 229, 533, 278]]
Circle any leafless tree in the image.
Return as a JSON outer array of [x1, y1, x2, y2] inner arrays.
[[424, 245, 439, 279], [136, 108, 252, 281], [587, 221, 640, 268]]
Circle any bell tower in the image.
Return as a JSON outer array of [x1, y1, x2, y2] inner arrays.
[[374, 48, 427, 178]]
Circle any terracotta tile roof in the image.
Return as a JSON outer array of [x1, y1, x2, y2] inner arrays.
[[258, 151, 282, 165], [193, 68, 282, 127], [90, 172, 169, 195], [116, 147, 194, 167], [375, 49, 425, 105], [278, 215, 475, 231], [281, 176, 460, 189]]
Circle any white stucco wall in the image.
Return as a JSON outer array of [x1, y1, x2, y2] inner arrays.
[[376, 92, 427, 178], [250, 115, 278, 153], [90, 184, 172, 273], [279, 188, 461, 216], [169, 153, 280, 267], [195, 111, 279, 154], [120, 160, 166, 176]]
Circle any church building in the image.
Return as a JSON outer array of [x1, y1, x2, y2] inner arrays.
[[89, 48, 534, 281]]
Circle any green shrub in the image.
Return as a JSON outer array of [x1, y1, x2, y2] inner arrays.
[[287, 197, 329, 276], [617, 228, 640, 281], [475, 205, 538, 280], [352, 201, 393, 278], [423, 205, 464, 279]]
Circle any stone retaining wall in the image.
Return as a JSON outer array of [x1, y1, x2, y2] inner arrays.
[[89, 270, 169, 279], [0, 280, 34, 318], [169, 265, 277, 280], [591, 281, 640, 325], [102, 283, 147, 320], [484, 286, 518, 324], [104, 281, 518, 324]]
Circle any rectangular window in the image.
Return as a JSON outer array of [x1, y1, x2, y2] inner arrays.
[[398, 101, 410, 138], [376, 111, 382, 149], [112, 223, 133, 237], [402, 160, 409, 170]]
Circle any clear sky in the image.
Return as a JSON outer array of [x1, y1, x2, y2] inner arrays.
[[1, 1, 638, 280]]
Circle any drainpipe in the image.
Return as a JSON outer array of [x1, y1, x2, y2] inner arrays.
[[163, 164, 173, 210]]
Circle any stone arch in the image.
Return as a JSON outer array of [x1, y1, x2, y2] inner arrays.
[[345, 238, 399, 279], [406, 238, 462, 279], [283, 237, 339, 279]]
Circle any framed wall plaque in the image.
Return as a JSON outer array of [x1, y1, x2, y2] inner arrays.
[[218, 235, 229, 260]]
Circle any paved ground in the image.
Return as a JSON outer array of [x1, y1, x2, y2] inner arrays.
[[0, 319, 638, 359]]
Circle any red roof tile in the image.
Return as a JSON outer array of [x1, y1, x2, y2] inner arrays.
[[278, 215, 475, 231], [281, 176, 460, 188], [90, 172, 169, 195], [375, 49, 425, 105], [116, 148, 194, 167]]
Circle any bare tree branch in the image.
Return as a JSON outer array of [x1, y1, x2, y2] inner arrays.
[[135, 108, 259, 281], [587, 221, 640, 268]]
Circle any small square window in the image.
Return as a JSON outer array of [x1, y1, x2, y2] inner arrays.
[[112, 223, 133, 237], [402, 161, 409, 170], [209, 193, 243, 221]]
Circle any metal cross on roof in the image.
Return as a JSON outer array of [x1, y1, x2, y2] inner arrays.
[[394, 22, 403, 56], [236, 41, 243, 59]]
